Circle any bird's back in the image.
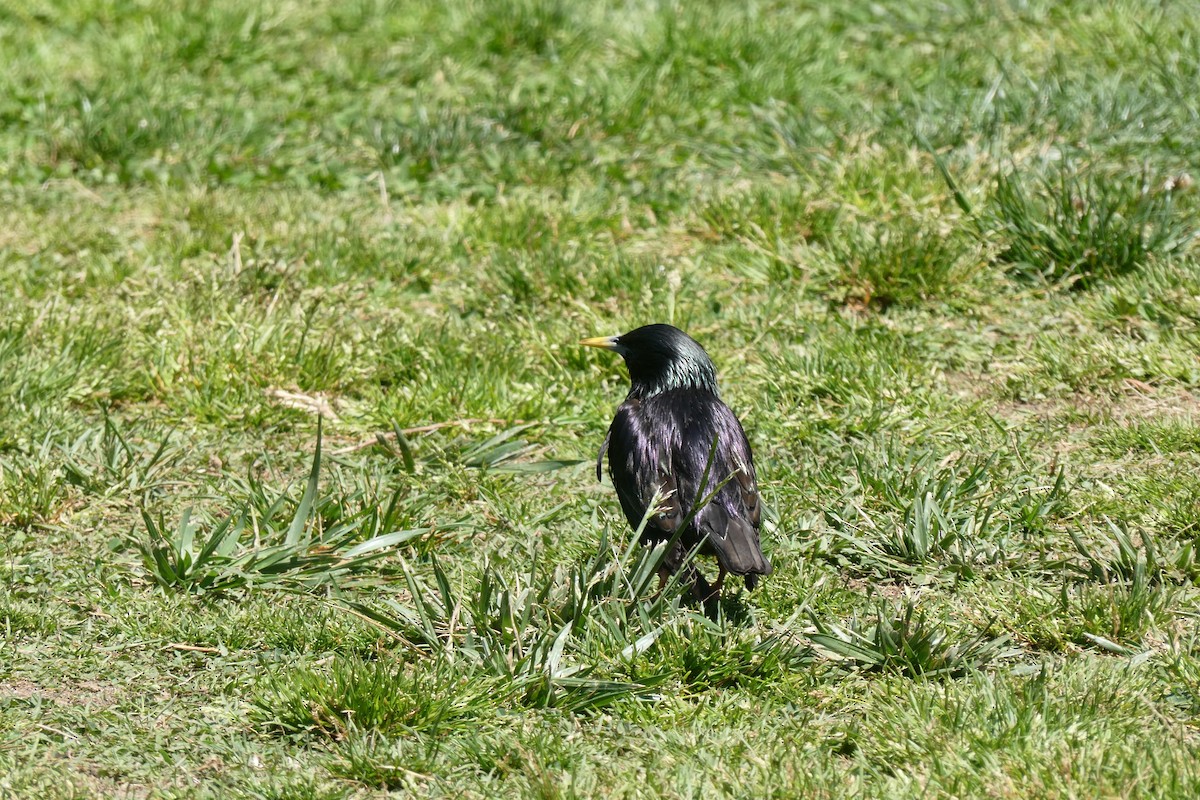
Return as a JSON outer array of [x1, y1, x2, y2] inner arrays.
[[603, 388, 772, 578]]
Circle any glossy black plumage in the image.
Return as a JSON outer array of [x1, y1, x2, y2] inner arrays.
[[583, 324, 772, 601]]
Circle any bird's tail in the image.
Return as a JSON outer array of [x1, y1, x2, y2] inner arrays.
[[700, 506, 772, 579]]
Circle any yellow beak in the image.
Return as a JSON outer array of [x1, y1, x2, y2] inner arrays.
[[580, 335, 618, 350]]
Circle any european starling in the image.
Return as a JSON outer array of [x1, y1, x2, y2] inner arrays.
[[582, 323, 772, 601]]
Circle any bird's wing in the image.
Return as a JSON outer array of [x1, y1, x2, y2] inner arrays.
[[605, 400, 683, 544], [666, 394, 772, 577], [733, 444, 761, 529]]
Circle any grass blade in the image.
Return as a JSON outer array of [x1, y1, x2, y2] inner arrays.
[[286, 417, 323, 548]]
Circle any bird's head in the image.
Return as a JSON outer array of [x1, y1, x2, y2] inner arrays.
[[581, 323, 719, 399]]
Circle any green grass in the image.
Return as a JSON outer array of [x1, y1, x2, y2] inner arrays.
[[3, 0, 1200, 796]]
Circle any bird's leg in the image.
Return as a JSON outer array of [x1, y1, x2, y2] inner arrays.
[[696, 566, 723, 619], [685, 564, 713, 606], [655, 542, 688, 598], [712, 566, 726, 599], [655, 567, 670, 595]]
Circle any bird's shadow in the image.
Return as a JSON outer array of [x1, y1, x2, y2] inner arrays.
[[704, 591, 754, 625]]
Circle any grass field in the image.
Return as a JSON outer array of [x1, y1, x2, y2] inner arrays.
[[3, 0, 1200, 796]]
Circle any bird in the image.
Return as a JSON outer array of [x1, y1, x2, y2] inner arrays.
[[582, 323, 772, 603]]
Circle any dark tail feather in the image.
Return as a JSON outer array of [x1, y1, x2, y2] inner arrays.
[[700, 506, 772, 579]]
